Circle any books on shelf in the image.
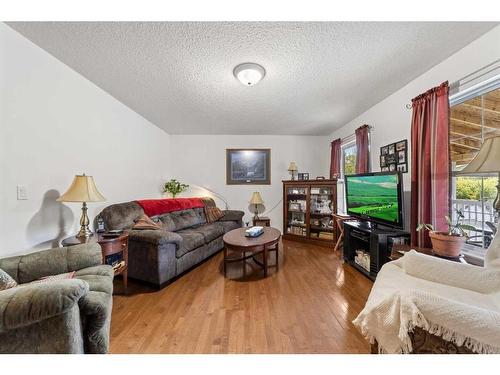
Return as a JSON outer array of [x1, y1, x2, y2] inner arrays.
[[287, 226, 306, 236], [105, 253, 122, 267], [354, 250, 370, 272], [113, 260, 126, 271]]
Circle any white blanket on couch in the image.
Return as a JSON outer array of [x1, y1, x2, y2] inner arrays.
[[352, 248, 500, 354]]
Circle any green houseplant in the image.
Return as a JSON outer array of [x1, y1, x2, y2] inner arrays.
[[416, 209, 476, 257], [163, 179, 189, 198]]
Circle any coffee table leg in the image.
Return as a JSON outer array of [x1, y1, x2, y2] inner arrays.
[[223, 247, 227, 277], [263, 246, 268, 277]]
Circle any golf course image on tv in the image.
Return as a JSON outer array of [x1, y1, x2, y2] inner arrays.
[[346, 174, 400, 224]]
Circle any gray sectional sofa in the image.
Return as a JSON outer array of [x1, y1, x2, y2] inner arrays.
[[99, 199, 243, 288], [0, 243, 113, 354]]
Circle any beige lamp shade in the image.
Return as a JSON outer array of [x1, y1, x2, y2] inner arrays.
[[57, 174, 106, 202], [249, 191, 264, 205], [460, 136, 500, 174], [288, 162, 298, 172]]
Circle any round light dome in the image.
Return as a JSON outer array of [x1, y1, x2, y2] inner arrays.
[[233, 63, 266, 86]]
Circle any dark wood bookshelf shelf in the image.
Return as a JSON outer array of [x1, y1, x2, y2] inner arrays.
[[283, 179, 337, 248]]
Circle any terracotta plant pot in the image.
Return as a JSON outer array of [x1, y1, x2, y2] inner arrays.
[[429, 231, 466, 257]]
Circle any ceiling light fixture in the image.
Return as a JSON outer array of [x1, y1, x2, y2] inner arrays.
[[233, 63, 266, 86]]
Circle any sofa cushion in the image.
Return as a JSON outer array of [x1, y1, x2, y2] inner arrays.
[[157, 208, 206, 232], [176, 230, 205, 258], [190, 223, 225, 244]]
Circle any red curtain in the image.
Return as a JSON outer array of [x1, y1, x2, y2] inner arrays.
[[355, 125, 370, 174], [330, 138, 341, 178], [410, 81, 450, 248]]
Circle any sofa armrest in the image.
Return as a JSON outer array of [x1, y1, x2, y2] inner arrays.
[[0, 279, 89, 333], [0, 243, 103, 284], [219, 210, 244, 222], [128, 229, 183, 247]]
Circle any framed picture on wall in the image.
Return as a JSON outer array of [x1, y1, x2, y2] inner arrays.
[[380, 139, 408, 173], [226, 148, 271, 185]]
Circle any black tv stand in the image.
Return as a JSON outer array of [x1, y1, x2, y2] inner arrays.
[[343, 220, 410, 280]]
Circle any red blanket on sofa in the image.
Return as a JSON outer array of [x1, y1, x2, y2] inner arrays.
[[135, 198, 205, 217]]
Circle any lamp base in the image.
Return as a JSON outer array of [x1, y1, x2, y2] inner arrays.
[[76, 202, 93, 239]]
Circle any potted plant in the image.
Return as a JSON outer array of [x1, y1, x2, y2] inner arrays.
[[416, 209, 476, 257], [163, 179, 189, 198]]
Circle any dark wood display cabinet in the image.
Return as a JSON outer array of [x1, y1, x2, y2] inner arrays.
[[282, 179, 337, 247]]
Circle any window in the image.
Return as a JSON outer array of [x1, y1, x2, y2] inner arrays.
[[342, 143, 357, 177], [450, 86, 500, 260], [337, 139, 357, 213]]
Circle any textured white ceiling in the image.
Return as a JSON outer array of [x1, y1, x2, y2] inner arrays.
[[7, 22, 498, 135]]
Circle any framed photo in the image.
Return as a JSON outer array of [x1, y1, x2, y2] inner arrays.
[[385, 154, 397, 164], [398, 150, 406, 163], [380, 139, 408, 174], [226, 149, 271, 185], [396, 140, 407, 151], [303, 173, 309, 180]]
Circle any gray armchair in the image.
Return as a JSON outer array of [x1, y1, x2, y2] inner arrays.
[[0, 243, 114, 354]]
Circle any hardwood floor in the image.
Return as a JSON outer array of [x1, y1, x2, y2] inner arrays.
[[110, 239, 373, 353]]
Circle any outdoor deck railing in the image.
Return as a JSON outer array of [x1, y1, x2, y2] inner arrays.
[[452, 199, 496, 227]]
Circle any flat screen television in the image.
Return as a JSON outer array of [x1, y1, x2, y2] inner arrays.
[[345, 172, 404, 229]]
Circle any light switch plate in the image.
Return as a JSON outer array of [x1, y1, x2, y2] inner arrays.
[[17, 185, 28, 200]]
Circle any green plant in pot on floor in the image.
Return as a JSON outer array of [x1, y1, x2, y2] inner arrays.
[[416, 209, 476, 257], [163, 179, 189, 198]]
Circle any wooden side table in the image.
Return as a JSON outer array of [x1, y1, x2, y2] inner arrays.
[[253, 216, 270, 227], [61, 232, 129, 292], [332, 213, 352, 253]]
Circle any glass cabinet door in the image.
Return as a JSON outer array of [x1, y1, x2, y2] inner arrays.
[[309, 185, 334, 241], [286, 186, 308, 237]]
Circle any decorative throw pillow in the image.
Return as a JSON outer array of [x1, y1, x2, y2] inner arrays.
[[0, 268, 17, 291], [133, 214, 162, 230], [205, 206, 224, 223]]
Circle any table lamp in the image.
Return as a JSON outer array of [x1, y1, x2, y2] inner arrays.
[[288, 162, 298, 180], [460, 135, 500, 215], [249, 192, 264, 220], [57, 174, 106, 238]]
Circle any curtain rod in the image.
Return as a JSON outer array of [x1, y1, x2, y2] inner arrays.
[[405, 59, 500, 109], [332, 125, 374, 144]]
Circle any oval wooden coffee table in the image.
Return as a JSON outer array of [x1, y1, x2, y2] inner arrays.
[[222, 227, 281, 278]]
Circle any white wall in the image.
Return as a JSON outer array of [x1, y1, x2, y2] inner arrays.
[[0, 23, 171, 256], [170, 135, 330, 231], [327, 25, 500, 229]]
